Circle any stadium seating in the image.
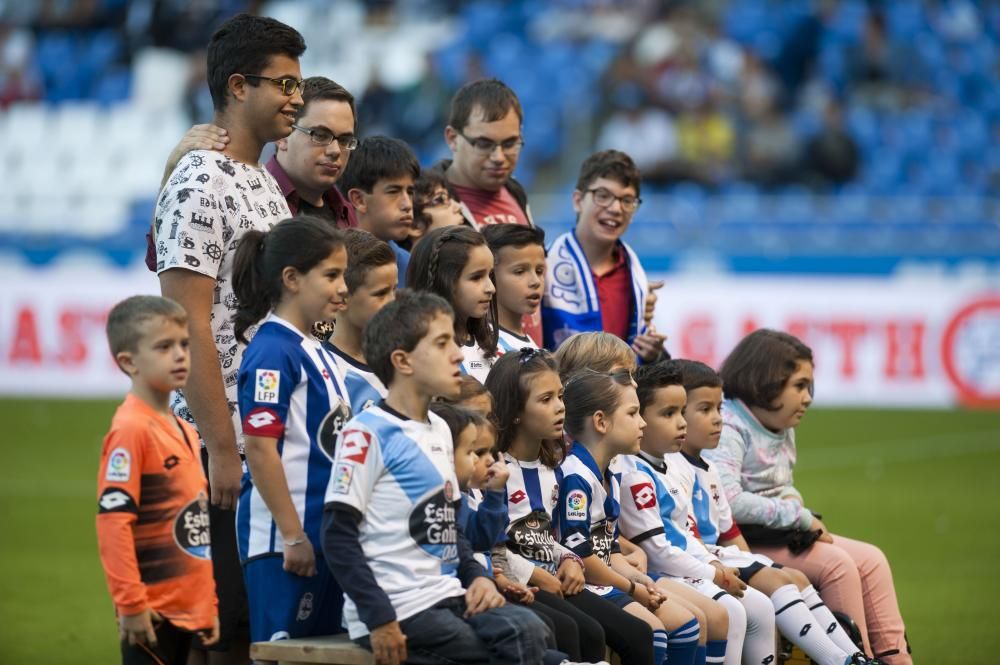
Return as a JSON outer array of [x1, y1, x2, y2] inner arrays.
[[0, 0, 997, 274]]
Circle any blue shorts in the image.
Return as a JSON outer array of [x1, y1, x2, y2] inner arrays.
[[599, 587, 634, 610], [243, 554, 344, 642]]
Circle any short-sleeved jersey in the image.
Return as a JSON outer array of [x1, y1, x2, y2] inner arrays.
[[503, 454, 563, 572], [497, 327, 540, 354], [325, 404, 464, 639], [617, 453, 718, 580], [326, 343, 387, 415], [154, 150, 291, 452], [682, 452, 742, 546], [460, 340, 496, 384], [557, 442, 621, 565], [96, 394, 216, 632], [236, 314, 351, 561]]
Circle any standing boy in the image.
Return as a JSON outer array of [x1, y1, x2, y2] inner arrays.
[[322, 291, 549, 664], [152, 14, 306, 663], [541, 150, 666, 362], [338, 136, 421, 288], [326, 229, 398, 413], [481, 224, 546, 352], [97, 296, 218, 664]]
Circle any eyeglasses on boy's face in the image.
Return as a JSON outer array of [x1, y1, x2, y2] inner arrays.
[[585, 187, 642, 212], [423, 190, 455, 208], [242, 74, 304, 96], [458, 131, 525, 157], [291, 124, 359, 150]]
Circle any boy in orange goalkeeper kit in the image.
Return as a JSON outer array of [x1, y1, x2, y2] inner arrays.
[[96, 295, 219, 664]]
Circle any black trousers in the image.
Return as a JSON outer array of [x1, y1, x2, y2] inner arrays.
[[561, 588, 653, 665], [120, 619, 191, 665]]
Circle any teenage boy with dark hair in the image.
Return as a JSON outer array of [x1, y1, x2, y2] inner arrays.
[[339, 136, 421, 288], [322, 291, 549, 665], [151, 13, 305, 663], [541, 149, 667, 363], [481, 224, 546, 352]]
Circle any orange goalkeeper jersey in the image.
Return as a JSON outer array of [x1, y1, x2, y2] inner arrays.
[[96, 393, 216, 633]]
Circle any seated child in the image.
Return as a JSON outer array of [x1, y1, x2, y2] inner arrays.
[[326, 229, 397, 413], [96, 295, 218, 664], [322, 290, 548, 663], [676, 359, 870, 665], [557, 367, 702, 665], [706, 329, 911, 663]]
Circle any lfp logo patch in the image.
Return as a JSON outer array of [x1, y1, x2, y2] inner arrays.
[[566, 489, 588, 521], [255, 369, 280, 404], [106, 447, 131, 482]]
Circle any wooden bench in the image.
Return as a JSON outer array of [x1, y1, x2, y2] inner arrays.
[[250, 635, 374, 665]]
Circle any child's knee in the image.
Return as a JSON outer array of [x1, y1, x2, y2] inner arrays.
[[783, 566, 811, 589], [703, 600, 729, 634]]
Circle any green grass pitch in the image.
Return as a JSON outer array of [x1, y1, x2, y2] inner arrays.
[[1, 399, 998, 664]]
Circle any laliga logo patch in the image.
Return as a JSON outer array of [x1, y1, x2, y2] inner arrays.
[[630, 482, 656, 510], [255, 369, 280, 404], [173, 491, 211, 559], [317, 399, 352, 462], [339, 429, 371, 464], [565, 489, 588, 521], [106, 447, 131, 482], [331, 463, 354, 494]]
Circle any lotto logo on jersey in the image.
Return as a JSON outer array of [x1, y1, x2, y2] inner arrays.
[[255, 369, 281, 403], [244, 407, 283, 437], [509, 489, 527, 504], [105, 447, 131, 482], [630, 482, 656, 510], [565, 490, 588, 521], [339, 429, 372, 464]]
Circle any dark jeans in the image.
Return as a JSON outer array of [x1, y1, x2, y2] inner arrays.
[[563, 589, 654, 665], [533, 589, 607, 662], [358, 596, 548, 665]]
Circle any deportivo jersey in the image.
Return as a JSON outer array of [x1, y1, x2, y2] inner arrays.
[[682, 452, 741, 546], [96, 394, 216, 633], [503, 453, 564, 572], [557, 442, 621, 564], [497, 327, 540, 354], [460, 340, 496, 383], [236, 314, 351, 561], [617, 453, 718, 580], [325, 404, 464, 639], [326, 343, 387, 415]]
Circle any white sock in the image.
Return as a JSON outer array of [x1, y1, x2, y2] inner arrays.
[[714, 592, 746, 665], [772, 584, 850, 665], [738, 585, 777, 665], [800, 584, 862, 656]]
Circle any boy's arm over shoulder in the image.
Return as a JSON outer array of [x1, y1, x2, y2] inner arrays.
[[95, 416, 149, 616]]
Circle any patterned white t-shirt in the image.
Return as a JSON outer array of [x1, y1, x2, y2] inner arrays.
[[154, 150, 290, 451]]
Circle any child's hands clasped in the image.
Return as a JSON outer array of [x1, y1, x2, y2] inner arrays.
[[495, 573, 536, 604], [557, 558, 586, 596]]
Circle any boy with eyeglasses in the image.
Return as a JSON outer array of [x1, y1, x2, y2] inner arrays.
[[541, 150, 667, 363], [150, 13, 305, 664], [338, 136, 421, 288]]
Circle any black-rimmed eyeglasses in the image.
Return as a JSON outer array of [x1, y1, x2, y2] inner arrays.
[[292, 124, 359, 150], [586, 187, 642, 212], [459, 131, 525, 156]]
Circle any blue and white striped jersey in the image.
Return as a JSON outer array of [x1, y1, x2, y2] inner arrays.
[[503, 454, 563, 573], [497, 327, 539, 354], [325, 343, 387, 415], [324, 404, 464, 639], [682, 452, 742, 546], [236, 314, 351, 562], [557, 442, 621, 565], [617, 453, 718, 580]]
